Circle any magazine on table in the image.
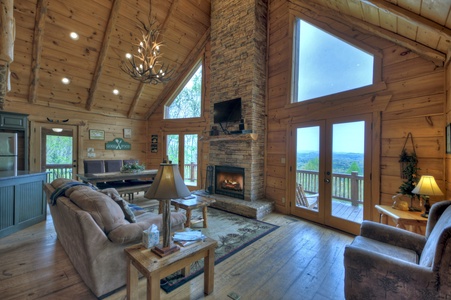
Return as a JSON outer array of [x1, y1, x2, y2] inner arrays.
[[173, 230, 206, 247]]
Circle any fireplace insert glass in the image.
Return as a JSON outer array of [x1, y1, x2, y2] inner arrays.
[[215, 165, 245, 199]]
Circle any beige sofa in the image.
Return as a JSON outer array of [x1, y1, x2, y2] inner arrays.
[[45, 178, 186, 297]]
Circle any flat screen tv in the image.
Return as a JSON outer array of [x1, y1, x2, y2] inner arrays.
[[213, 98, 242, 124]]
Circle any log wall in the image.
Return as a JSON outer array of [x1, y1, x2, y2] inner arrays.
[[266, 0, 446, 219]]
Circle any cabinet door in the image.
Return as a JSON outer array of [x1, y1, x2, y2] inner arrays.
[[0, 113, 27, 130]]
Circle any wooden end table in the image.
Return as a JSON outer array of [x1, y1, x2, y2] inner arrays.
[[375, 204, 427, 235], [159, 195, 216, 228], [125, 237, 217, 300]]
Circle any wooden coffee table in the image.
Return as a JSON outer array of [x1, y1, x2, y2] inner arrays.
[[125, 237, 217, 300]]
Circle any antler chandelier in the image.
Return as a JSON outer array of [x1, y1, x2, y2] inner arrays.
[[121, 19, 174, 84]]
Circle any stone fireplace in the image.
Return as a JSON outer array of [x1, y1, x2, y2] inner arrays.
[[209, 0, 268, 202], [215, 165, 245, 199]]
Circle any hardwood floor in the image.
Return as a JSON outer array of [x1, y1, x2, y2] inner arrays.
[[0, 199, 354, 300]]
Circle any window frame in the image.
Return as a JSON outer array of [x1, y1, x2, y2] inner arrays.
[[164, 59, 204, 120], [289, 13, 383, 105]]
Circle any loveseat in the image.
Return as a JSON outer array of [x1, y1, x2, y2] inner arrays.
[[344, 200, 451, 299], [45, 178, 186, 297]]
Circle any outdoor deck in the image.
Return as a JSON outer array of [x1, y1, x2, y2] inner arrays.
[[332, 200, 363, 223]]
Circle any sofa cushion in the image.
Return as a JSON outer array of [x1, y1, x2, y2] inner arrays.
[[107, 212, 187, 244], [419, 206, 451, 267], [67, 186, 127, 233]]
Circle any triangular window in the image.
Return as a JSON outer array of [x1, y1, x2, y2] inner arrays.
[[165, 62, 202, 119], [292, 18, 375, 102]]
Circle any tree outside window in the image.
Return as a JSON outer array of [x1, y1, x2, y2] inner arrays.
[[165, 63, 202, 119]]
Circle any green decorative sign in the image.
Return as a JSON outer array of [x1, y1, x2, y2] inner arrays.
[[105, 138, 131, 150]]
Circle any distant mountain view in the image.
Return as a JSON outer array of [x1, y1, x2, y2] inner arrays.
[[297, 151, 364, 175]]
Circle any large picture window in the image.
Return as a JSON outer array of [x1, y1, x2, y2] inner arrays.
[[292, 18, 375, 103], [164, 61, 202, 119]]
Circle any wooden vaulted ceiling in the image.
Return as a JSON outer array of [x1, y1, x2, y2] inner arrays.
[[9, 0, 451, 120]]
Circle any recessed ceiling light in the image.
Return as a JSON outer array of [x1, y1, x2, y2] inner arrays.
[[125, 53, 132, 59], [70, 32, 79, 40], [62, 77, 70, 84], [113, 89, 119, 95]]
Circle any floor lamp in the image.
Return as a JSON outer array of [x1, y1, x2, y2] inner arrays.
[[144, 161, 191, 257]]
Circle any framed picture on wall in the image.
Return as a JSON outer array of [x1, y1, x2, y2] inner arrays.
[[447, 124, 451, 154], [124, 128, 132, 139], [89, 129, 105, 140]]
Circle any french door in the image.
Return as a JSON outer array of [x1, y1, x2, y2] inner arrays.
[[289, 114, 372, 235], [165, 133, 199, 189]]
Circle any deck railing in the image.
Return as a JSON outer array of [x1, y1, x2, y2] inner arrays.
[[184, 162, 197, 182], [297, 170, 363, 206], [45, 164, 73, 182]]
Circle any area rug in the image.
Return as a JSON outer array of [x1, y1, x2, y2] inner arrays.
[[157, 207, 279, 293]]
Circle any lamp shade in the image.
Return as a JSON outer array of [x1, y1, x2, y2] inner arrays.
[[145, 163, 191, 200], [412, 175, 443, 196]]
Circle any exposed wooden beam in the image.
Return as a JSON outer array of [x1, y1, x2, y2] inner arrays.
[[85, 0, 122, 111], [161, 0, 179, 29], [361, 0, 451, 43], [290, 0, 445, 66], [145, 27, 210, 120], [127, 82, 145, 118], [28, 0, 47, 104]]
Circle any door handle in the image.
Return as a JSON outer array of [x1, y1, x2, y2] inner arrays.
[[324, 178, 330, 183]]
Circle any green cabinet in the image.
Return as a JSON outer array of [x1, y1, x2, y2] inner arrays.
[[0, 111, 29, 170], [0, 111, 28, 130], [0, 172, 47, 239]]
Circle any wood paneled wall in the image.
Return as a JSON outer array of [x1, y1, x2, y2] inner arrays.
[[2, 101, 147, 174], [266, 0, 446, 219]]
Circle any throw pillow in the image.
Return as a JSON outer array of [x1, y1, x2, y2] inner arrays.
[[100, 188, 137, 223], [116, 199, 137, 223]]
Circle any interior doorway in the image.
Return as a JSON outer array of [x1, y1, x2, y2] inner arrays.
[[289, 114, 372, 235]]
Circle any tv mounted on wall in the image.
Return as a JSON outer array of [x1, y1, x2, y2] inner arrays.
[[213, 98, 242, 124]]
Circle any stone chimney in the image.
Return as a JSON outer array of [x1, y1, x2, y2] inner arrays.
[[209, 0, 267, 201]]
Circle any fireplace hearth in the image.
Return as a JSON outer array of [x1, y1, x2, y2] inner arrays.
[[214, 165, 244, 199]]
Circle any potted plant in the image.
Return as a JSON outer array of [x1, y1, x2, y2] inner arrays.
[[120, 161, 145, 173], [395, 149, 421, 210]]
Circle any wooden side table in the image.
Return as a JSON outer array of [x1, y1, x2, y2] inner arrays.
[[125, 237, 217, 300], [375, 205, 427, 235], [159, 195, 216, 228]]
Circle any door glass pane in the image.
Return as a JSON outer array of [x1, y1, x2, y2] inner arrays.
[[331, 121, 364, 223], [184, 134, 198, 186], [167, 134, 179, 164], [46, 134, 73, 181], [296, 126, 319, 211]]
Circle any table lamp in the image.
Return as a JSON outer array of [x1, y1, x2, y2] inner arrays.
[[412, 175, 443, 218], [144, 160, 191, 256]]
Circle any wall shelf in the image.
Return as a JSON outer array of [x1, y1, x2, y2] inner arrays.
[[201, 133, 258, 142]]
